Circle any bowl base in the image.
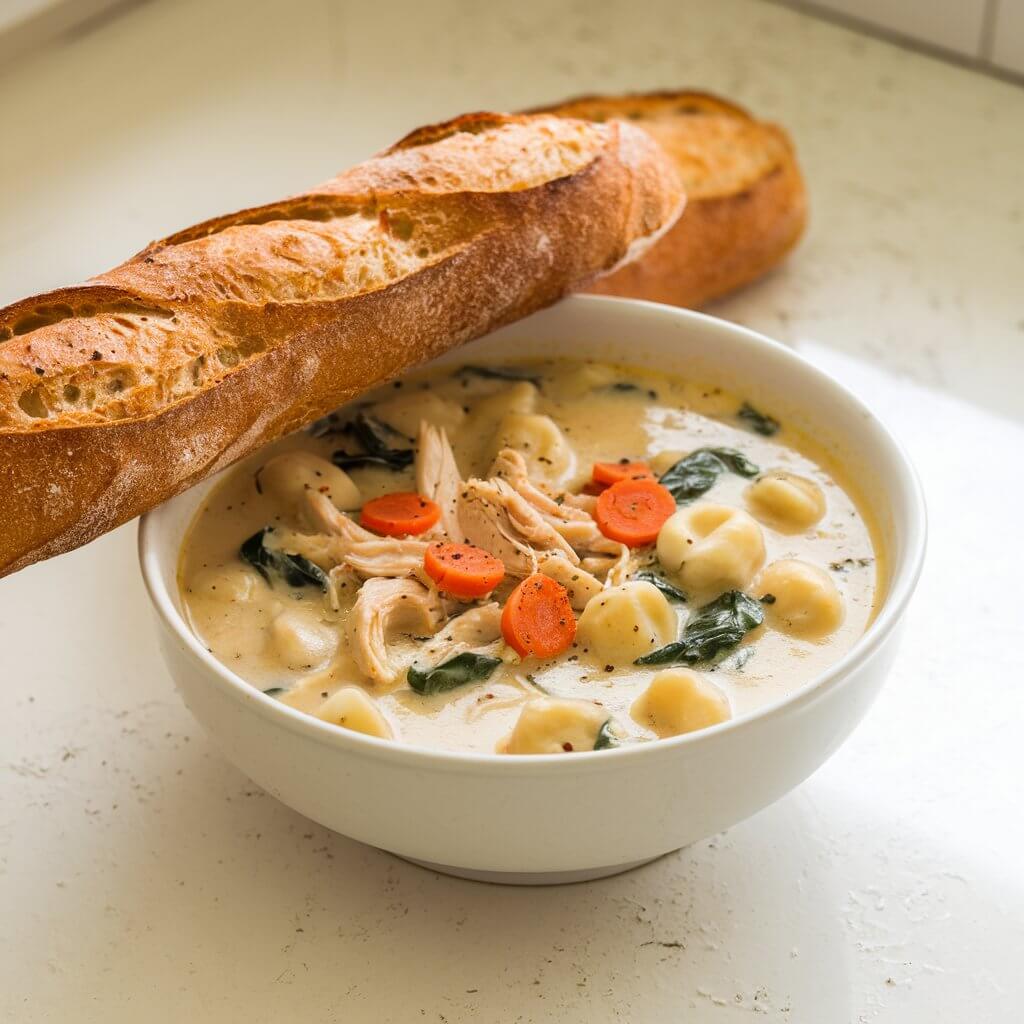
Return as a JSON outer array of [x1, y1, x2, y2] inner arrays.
[[395, 851, 673, 885]]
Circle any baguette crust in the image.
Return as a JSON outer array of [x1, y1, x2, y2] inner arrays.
[[0, 113, 683, 577], [534, 91, 807, 308]]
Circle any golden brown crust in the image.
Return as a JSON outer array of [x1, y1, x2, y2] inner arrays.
[[0, 113, 683, 578], [534, 90, 807, 307]]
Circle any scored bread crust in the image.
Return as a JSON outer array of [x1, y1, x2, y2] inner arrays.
[[0, 112, 683, 578], [532, 91, 807, 308]]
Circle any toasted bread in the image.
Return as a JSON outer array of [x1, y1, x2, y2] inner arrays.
[[534, 91, 807, 307], [0, 112, 683, 577]]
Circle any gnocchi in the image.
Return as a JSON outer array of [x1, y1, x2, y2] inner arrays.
[[182, 357, 879, 755], [370, 390, 465, 438], [630, 669, 731, 737], [256, 451, 360, 524], [755, 559, 845, 638], [270, 608, 338, 670], [316, 686, 393, 739], [745, 471, 826, 532], [502, 698, 609, 754], [495, 413, 576, 483], [576, 581, 677, 664], [189, 565, 260, 604], [657, 503, 766, 594]]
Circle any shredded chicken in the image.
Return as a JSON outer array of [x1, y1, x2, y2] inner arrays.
[[416, 421, 463, 540], [458, 476, 578, 576], [537, 555, 604, 611], [415, 602, 504, 667], [304, 491, 429, 578], [561, 492, 598, 515], [444, 602, 503, 644], [349, 577, 446, 690], [489, 448, 630, 583], [489, 449, 591, 525], [581, 545, 631, 587], [326, 564, 361, 612]]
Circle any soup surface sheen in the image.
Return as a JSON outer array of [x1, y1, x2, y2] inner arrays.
[[181, 358, 881, 755]]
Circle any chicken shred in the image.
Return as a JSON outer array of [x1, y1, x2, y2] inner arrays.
[[416, 421, 463, 540], [458, 476, 578, 576], [304, 491, 429, 579], [415, 602, 505, 667], [349, 577, 446, 690]]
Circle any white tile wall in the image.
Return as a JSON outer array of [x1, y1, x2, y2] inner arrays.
[[805, 0, 989, 57], [990, 0, 1024, 73]]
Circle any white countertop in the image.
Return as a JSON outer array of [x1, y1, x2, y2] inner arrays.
[[1, 1, 1022, 1020]]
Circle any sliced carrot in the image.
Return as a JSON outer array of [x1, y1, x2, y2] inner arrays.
[[595, 478, 676, 547], [592, 460, 655, 487], [501, 574, 577, 659], [581, 479, 607, 497], [424, 542, 505, 599], [360, 492, 440, 536]]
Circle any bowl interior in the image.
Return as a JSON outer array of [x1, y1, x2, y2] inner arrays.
[[140, 296, 925, 760]]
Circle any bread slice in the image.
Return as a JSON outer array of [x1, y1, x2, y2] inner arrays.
[[0, 112, 683, 578], [533, 91, 807, 308]]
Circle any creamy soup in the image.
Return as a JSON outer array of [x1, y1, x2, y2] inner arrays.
[[180, 359, 882, 755]]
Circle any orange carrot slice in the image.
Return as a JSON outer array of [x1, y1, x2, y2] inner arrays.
[[595, 478, 676, 547], [592, 460, 655, 487], [360, 492, 440, 536], [501, 574, 576, 659], [424, 542, 505, 599]]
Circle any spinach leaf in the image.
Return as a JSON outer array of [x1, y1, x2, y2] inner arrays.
[[710, 448, 760, 477], [307, 412, 343, 438], [331, 412, 414, 471], [458, 365, 543, 387], [240, 528, 328, 590], [407, 652, 502, 695], [262, 687, 287, 697], [658, 447, 760, 503], [632, 571, 687, 603], [594, 719, 619, 750], [635, 590, 763, 666], [597, 381, 658, 398], [737, 402, 780, 437]]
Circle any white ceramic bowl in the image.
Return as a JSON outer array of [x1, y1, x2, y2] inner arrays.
[[139, 296, 926, 884]]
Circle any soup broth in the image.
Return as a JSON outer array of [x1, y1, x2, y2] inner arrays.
[[181, 358, 881, 755]]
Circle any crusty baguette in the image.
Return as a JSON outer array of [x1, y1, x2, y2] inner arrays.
[[0, 112, 683, 578], [533, 91, 807, 308]]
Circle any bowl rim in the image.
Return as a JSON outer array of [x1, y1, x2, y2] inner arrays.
[[138, 295, 927, 776]]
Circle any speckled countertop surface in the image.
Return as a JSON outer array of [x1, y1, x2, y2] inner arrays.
[[1, 1, 1022, 1021]]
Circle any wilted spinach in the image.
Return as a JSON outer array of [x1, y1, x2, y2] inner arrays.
[[593, 720, 619, 750], [240, 528, 328, 590], [407, 652, 502, 695], [737, 402, 780, 437], [596, 381, 658, 399], [658, 447, 760, 503], [635, 591, 763, 667], [632, 571, 687, 603], [458, 365, 543, 387], [331, 411, 414, 471]]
